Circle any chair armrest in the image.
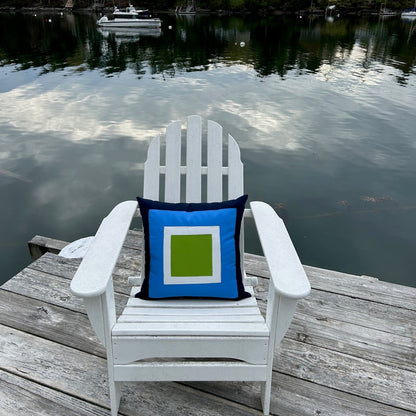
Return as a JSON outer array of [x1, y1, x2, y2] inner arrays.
[[250, 201, 311, 299], [70, 200, 138, 299]]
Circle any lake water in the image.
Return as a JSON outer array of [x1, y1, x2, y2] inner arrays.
[[1, 11, 415, 287]]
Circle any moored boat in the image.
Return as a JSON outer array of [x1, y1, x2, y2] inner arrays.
[[97, 4, 162, 28], [401, 0, 416, 17], [401, 9, 416, 17]]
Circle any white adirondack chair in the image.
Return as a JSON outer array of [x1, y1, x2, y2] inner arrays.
[[70, 115, 311, 415]]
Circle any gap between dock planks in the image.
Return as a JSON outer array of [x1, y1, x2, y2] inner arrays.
[[0, 232, 414, 415]]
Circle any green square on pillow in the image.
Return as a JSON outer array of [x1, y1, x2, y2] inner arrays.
[[170, 234, 212, 277]]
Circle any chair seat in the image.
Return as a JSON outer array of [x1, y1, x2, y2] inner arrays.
[[113, 286, 268, 337], [111, 287, 270, 365]]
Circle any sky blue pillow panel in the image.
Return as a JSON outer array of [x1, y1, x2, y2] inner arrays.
[[136, 195, 250, 300]]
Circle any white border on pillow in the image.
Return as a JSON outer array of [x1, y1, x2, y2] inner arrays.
[[163, 226, 221, 285]]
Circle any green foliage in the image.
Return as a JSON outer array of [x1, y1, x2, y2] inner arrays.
[[0, 0, 413, 12]]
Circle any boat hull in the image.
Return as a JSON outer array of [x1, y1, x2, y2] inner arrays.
[[97, 18, 161, 28], [97, 27, 162, 39]]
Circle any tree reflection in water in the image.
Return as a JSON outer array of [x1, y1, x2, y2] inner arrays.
[[0, 12, 415, 83]]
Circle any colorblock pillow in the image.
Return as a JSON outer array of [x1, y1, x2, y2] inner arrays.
[[136, 195, 250, 300]]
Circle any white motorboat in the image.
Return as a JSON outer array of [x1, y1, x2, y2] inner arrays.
[[402, 0, 416, 17], [97, 4, 162, 28], [401, 9, 416, 17]]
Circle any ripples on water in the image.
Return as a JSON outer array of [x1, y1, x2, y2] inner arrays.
[[0, 12, 415, 286]]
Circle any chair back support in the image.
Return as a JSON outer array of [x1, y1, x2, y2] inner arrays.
[[143, 115, 244, 203], [141, 115, 247, 283]]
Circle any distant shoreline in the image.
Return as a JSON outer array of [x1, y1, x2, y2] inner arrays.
[[0, 6, 298, 15], [0, 5, 397, 16]]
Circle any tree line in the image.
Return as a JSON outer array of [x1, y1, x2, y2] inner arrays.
[[1, 0, 415, 14]]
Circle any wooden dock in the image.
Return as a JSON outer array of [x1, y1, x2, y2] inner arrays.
[[1, 230, 415, 415]]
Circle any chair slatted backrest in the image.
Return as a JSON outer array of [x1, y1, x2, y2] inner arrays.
[[142, 115, 246, 280], [144, 115, 244, 203]]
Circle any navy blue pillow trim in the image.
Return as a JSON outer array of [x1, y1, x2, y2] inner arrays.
[[136, 195, 249, 300]]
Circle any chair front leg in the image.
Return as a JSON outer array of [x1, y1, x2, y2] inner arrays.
[[109, 379, 121, 416], [261, 377, 272, 415]]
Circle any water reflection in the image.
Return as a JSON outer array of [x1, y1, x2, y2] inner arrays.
[[97, 27, 162, 41], [0, 12, 416, 288], [1, 13, 415, 82]]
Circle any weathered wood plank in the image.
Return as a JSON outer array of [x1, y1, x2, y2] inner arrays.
[[276, 338, 416, 412], [27, 230, 142, 262], [0, 290, 105, 357], [28, 243, 141, 274], [123, 229, 142, 250], [3, 320, 412, 416], [188, 373, 416, 416], [27, 252, 137, 296], [287, 313, 416, 372], [296, 288, 416, 338], [2, 267, 86, 311], [25, 253, 416, 345], [305, 264, 416, 312], [14, 234, 416, 414], [28, 232, 416, 312], [3, 270, 414, 386], [245, 252, 416, 311], [28, 235, 68, 260], [1, 267, 128, 316], [6, 253, 416, 373], [27, 252, 82, 278], [253, 274, 416, 340], [0, 325, 262, 416], [0, 370, 110, 416], [2, 262, 415, 412]]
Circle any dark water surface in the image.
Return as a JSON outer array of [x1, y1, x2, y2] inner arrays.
[[1, 12, 415, 286]]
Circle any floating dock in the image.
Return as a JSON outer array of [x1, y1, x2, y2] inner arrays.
[[1, 230, 415, 415]]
